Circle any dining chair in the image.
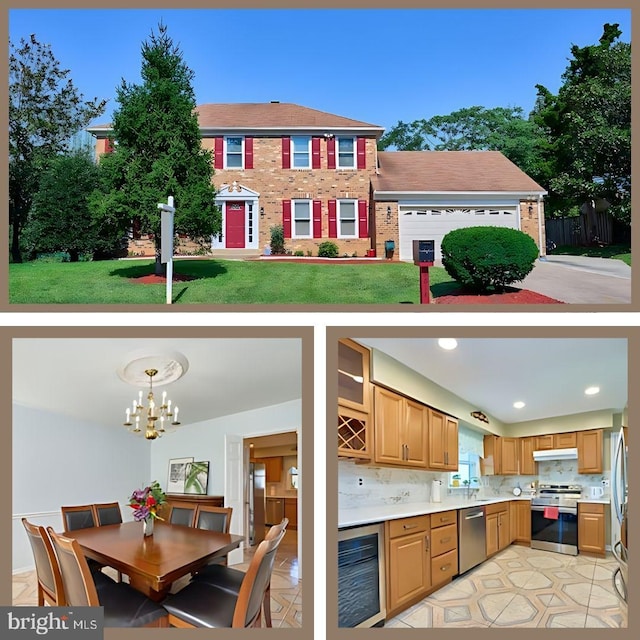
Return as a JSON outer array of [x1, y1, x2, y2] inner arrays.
[[46, 527, 168, 628], [94, 502, 123, 526], [167, 502, 197, 527], [194, 505, 233, 533], [190, 517, 288, 627], [162, 527, 286, 628], [22, 518, 66, 606], [61, 505, 97, 532]]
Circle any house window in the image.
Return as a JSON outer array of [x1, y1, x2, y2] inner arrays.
[[337, 136, 355, 169], [225, 137, 243, 169], [291, 136, 311, 168], [338, 200, 357, 238], [449, 452, 480, 489], [292, 200, 312, 238]]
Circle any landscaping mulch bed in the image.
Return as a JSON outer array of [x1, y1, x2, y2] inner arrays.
[[255, 257, 387, 264], [132, 273, 196, 284], [435, 288, 564, 304]]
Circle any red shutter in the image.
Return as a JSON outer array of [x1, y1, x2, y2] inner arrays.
[[104, 137, 114, 154], [358, 200, 368, 238], [357, 137, 366, 169], [313, 200, 322, 238], [283, 200, 292, 238], [327, 137, 336, 169], [312, 137, 321, 169], [245, 136, 253, 169], [214, 137, 224, 170], [328, 200, 337, 238], [282, 137, 291, 169]]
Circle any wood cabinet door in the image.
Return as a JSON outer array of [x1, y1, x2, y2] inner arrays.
[[486, 513, 499, 556], [374, 386, 405, 465], [404, 399, 429, 468], [338, 405, 371, 460], [444, 416, 459, 471], [284, 498, 298, 528], [388, 531, 431, 612], [554, 432, 577, 449], [535, 435, 554, 450], [577, 429, 603, 474], [264, 457, 283, 483], [509, 501, 517, 543], [498, 510, 510, 550], [338, 339, 371, 413], [500, 438, 520, 475], [428, 410, 447, 469], [515, 501, 531, 542], [519, 437, 538, 475], [578, 511, 605, 554]]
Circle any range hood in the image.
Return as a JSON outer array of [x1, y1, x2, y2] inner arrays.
[[533, 447, 578, 461]]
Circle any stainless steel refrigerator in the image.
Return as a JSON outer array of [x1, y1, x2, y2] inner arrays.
[[612, 426, 628, 605], [249, 462, 266, 546]]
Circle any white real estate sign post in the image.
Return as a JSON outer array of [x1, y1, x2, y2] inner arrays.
[[158, 195, 175, 305]]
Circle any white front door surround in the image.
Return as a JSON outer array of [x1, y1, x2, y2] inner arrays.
[[213, 182, 260, 250]]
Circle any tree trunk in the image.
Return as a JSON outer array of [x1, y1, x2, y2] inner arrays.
[[11, 216, 22, 263], [69, 249, 80, 262]]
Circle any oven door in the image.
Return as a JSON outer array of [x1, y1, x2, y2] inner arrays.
[[530, 506, 578, 555]]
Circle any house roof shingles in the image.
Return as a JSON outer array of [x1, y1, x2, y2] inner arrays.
[[374, 151, 546, 194]]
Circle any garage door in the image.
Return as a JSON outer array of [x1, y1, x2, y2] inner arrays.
[[398, 206, 519, 261]]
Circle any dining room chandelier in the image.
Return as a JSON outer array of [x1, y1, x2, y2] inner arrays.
[[123, 368, 181, 440]]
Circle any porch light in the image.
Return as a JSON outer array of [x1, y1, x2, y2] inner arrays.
[[386, 206, 392, 221], [260, 207, 265, 218]]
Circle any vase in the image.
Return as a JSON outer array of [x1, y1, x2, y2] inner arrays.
[[143, 517, 154, 536]]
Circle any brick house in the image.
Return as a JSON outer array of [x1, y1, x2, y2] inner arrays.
[[88, 102, 547, 260]]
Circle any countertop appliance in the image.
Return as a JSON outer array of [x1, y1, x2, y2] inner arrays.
[[458, 505, 487, 574], [338, 523, 386, 627], [265, 496, 285, 526], [531, 483, 581, 555], [612, 426, 628, 605], [248, 462, 266, 546]]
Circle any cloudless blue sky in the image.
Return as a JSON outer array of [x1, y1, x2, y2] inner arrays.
[[9, 8, 632, 132]]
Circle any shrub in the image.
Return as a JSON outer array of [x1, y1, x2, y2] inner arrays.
[[269, 224, 285, 255], [318, 241, 339, 258], [294, 250, 304, 257], [441, 226, 539, 292]]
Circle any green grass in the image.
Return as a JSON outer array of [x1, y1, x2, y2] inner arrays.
[[550, 244, 631, 266], [9, 258, 457, 305]]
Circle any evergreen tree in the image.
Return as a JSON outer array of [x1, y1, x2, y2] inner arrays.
[[9, 34, 106, 263], [92, 22, 220, 274]]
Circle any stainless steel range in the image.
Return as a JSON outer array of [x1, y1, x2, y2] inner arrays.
[[531, 483, 581, 555]]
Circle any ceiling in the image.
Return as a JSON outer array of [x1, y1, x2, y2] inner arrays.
[[12, 338, 302, 430], [357, 338, 627, 425]]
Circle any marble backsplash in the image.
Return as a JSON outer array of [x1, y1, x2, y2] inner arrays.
[[338, 458, 611, 510]]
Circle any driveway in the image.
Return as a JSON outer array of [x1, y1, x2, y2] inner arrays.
[[521, 255, 631, 304]]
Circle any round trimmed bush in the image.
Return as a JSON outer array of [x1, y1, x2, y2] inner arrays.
[[441, 226, 539, 292], [317, 241, 339, 258]]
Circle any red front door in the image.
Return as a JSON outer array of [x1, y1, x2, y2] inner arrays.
[[225, 201, 246, 248]]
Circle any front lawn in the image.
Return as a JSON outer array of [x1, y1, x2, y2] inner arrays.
[[550, 244, 631, 266], [9, 258, 457, 305]]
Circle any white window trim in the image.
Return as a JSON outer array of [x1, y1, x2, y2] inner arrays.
[[225, 135, 244, 170], [336, 136, 356, 170], [292, 199, 313, 239], [291, 135, 311, 169], [337, 199, 358, 238]]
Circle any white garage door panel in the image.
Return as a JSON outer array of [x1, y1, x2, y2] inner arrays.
[[399, 206, 519, 261]]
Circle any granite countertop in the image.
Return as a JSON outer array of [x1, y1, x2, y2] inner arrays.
[[577, 498, 611, 504]]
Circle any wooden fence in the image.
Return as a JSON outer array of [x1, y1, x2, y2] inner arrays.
[[545, 212, 615, 247]]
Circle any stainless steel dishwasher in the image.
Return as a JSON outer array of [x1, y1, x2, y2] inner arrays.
[[265, 497, 284, 525], [458, 505, 487, 574]]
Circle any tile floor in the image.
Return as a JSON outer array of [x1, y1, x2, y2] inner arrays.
[[12, 526, 302, 628], [386, 545, 627, 628]]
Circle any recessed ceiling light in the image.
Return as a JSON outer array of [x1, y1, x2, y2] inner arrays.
[[513, 401, 526, 409], [585, 386, 600, 396], [438, 338, 458, 350]]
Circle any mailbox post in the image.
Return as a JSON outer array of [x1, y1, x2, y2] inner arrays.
[[158, 196, 175, 305], [413, 240, 435, 304]]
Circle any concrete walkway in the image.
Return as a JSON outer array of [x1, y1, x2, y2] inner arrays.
[[520, 255, 632, 304]]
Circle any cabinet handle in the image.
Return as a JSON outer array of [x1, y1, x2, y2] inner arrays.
[[441, 564, 451, 571], [441, 537, 451, 543], [425, 535, 430, 552], [405, 444, 409, 460], [403, 524, 418, 530], [440, 516, 447, 522], [445, 451, 448, 465]]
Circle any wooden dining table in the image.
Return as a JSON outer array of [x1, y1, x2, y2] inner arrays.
[[69, 520, 243, 601]]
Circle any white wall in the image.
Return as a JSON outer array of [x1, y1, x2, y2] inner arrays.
[[13, 403, 149, 573]]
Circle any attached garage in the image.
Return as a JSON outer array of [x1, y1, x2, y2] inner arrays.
[[373, 151, 547, 261], [398, 203, 519, 261]]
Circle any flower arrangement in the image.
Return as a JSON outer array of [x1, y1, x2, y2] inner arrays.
[[128, 481, 166, 522]]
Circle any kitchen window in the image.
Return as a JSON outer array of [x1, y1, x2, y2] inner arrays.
[[291, 136, 311, 168], [225, 136, 243, 168], [292, 200, 312, 238], [337, 136, 356, 169], [450, 451, 480, 488], [338, 200, 358, 238]]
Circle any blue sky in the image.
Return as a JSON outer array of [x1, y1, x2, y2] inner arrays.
[[9, 8, 632, 132]]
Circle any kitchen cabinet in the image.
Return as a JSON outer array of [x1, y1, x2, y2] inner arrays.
[[486, 513, 499, 556], [338, 339, 371, 413], [485, 503, 510, 555], [554, 432, 577, 448], [519, 437, 538, 475], [577, 429, 603, 474], [284, 497, 298, 529], [513, 501, 531, 544], [386, 515, 431, 616], [263, 457, 283, 483], [509, 501, 517, 543], [428, 409, 458, 471], [534, 434, 555, 450], [482, 435, 518, 475], [578, 503, 605, 556], [374, 387, 429, 468], [338, 405, 372, 460], [430, 510, 458, 587], [500, 438, 519, 475]]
